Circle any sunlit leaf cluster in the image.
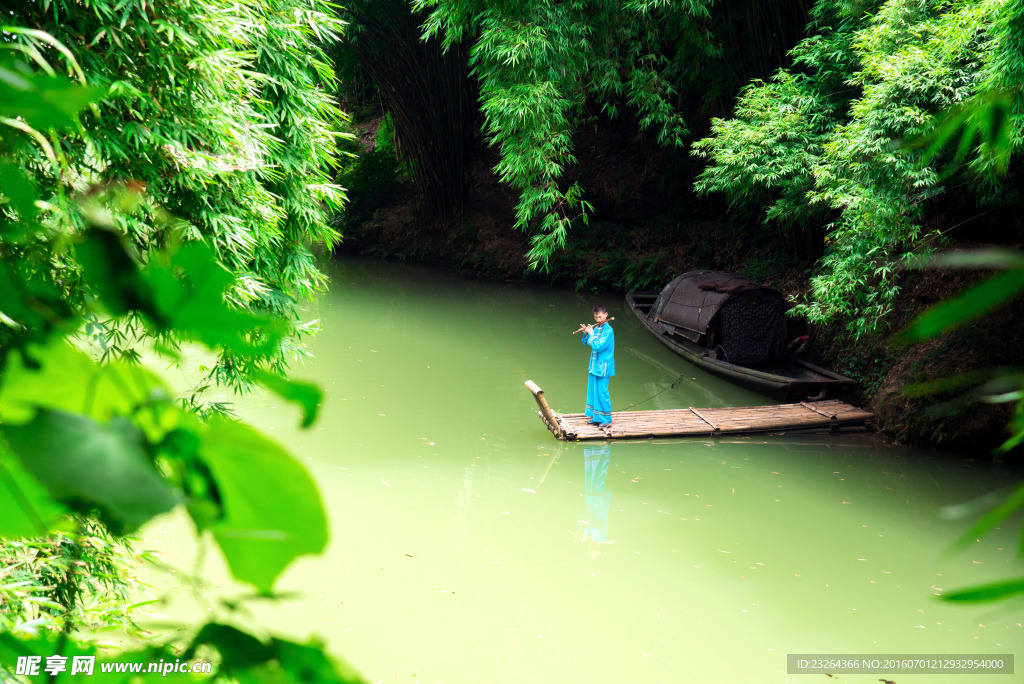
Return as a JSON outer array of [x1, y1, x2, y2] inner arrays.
[[694, 0, 1019, 336], [3, 0, 349, 379]]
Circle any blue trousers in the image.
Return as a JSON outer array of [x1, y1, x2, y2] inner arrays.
[[585, 374, 612, 424]]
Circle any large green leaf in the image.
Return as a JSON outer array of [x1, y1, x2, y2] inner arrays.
[[186, 623, 274, 668], [264, 637, 365, 684], [3, 410, 180, 534], [0, 259, 75, 335], [0, 339, 173, 434], [0, 633, 93, 682], [144, 241, 288, 357], [200, 418, 328, 592], [919, 248, 1024, 269], [73, 230, 290, 360], [0, 633, 194, 683], [0, 162, 38, 219], [0, 443, 69, 538], [185, 623, 364, 683], [947, 482, 1024, 553], [74, 229, 161, 322], [75, 232, 285, 357], [911, 89, 1016, 176]]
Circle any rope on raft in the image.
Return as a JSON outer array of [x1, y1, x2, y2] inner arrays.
[[614, 374, 686, 412]]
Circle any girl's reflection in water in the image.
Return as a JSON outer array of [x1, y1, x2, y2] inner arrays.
[[578, 443, 614, 550]]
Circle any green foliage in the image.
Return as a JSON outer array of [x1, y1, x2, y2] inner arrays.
[[6, 410, 180, 535], [694, 0, 1018, 337], [896, 260, 1024, 345], [0, 16, 362, 683], [252, 370, 323, 429], [185, 624, 363, 683], [412, 0, 715, 267], [692, 71, 838, 255], [939, 479, 1024, 605], [911, 88, 1017, 176], [0, 448, 70, 540], [0, 627, 365, 683], [941, 577, 1024, 602], [3, 0, 349, 380], [1, 521, 144, 639], [201, 418, 328, 592], [335, 120, 399, 231], [337, 0, 468, 221]]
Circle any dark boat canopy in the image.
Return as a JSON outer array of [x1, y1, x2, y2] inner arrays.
[[650, 270, 789, 365]]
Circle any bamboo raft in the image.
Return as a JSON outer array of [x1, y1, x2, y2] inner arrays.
[[526, 380, 873, 441]]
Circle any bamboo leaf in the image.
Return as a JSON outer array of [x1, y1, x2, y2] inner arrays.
[[946, 482, 1024, 553], [914, 249, 1024, 270], [940, 577, 1024, 603], [894, 267, 1024, 345]]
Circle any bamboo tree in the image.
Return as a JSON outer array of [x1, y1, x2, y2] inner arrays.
[[1, 21, 362, 680], [340, 0, 471, 221], [4, 0, 349, 383], [379, 0, 811, 267]]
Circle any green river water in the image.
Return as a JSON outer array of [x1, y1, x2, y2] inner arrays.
[[143, 257, 1023, 684]]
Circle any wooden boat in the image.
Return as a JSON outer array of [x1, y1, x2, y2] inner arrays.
[[626, 271, 859, 401]]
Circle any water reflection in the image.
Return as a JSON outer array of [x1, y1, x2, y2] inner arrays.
[[578, 444, 613, 546]]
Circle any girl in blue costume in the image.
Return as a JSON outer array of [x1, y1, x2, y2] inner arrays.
[[580, 305, 615, 426]]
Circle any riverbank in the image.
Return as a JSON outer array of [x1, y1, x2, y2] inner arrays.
[[332, 121, 1022, 459]]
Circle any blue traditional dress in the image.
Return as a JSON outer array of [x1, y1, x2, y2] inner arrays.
[[582, 322, 615, 424]]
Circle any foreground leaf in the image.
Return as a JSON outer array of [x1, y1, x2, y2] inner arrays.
[[0, 162, 37, 219], [894, 266, 1024, 345], [0, 63, 104, 130], [0, 632, 196, 683], [4, 410, 179, 533], [253, 370, 323, 428], [200, 418, 328, 592], [941, 577, 1024, 603], [917, 248, 1024, 270], [186, 623, 364, 683], [146, 241, 289, 357], [268, 637, 365, 684], [0, 443, 69, 538], [947, 482, 1024, 553], [0, 339, 172, 428], [74, 228, 160, 322]]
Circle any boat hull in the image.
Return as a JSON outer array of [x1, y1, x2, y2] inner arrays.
[[625, 292, 858, 402]]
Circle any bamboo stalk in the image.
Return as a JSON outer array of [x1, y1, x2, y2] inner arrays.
[[525, 380, 565, 439]]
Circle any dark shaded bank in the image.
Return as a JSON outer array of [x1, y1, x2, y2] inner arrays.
[[332, 119, 1023, 460]]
